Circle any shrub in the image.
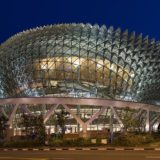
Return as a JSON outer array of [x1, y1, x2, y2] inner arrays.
[[112, 133, 154, 147], [74, 138, 91, 147], [3, 140, 42, 148], [49, 137, 94, 147], [49, 139, 64, 147], [143, 134, 154, 144], [0, 142, 3, 147]]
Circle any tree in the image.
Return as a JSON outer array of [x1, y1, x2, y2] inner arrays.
[[119, 107, 145, 133], [55, 108, 69, 137], [0, 114, 8, 140], [34, 115, 46, 144], [20, 113, 35, 137], [20, 113, 46, 144]]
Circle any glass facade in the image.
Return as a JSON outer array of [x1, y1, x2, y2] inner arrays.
[[0, 24, 160, 104]]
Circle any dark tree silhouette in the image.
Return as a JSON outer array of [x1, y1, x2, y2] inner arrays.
[[55, 108, 69, 137], [0, 114, 8, 140]]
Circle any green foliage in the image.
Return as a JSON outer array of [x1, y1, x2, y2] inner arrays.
[[119, 107, 145, 132], [0, 114, 8, 140], [20, 114, 46, 144], [143, 134, 154, 144], [112, 133, 154, 147], [49, 139, 64, 147], [55, 108, 69, 136], [72, 138, 91, 147], [120, 107, 136, 132], [46, 114, 56, 126], [34, 115, 46, 144], [1, 133, 158, 147], [48, 137, 101, 147], [20, 113, 35, 137], [3, 140, 42, 148]]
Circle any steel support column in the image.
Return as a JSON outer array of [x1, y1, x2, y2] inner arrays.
[[44, 104, 60, 123], [62, 104, 86, 133], [110, 106, 124, 128], [21, 105, 34, 115], [7, 104, 19, 128], [85, 106, 106, 125], [0, 107, 8, 118]]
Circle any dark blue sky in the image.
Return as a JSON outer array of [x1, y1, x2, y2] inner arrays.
[[1, 0, 160, 43]]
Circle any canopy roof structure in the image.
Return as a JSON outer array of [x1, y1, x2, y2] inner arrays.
[[0, 23, 160, 104]]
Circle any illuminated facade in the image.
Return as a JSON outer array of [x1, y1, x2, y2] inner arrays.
[[0, 24, 160, 135]]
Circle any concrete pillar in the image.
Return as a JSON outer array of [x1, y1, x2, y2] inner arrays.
[[6, 127, 14, 141], [145, 109, 150, 132], [80, 124, 88, 138]]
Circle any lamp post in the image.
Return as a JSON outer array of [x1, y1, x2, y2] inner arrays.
[[76, 65, 80, 132], [109, 107, 113, 144]]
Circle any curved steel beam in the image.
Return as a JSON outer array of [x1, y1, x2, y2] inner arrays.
[[0, 97, 159, 112]]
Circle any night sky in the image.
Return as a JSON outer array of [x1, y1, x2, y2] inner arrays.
[[1, 0, 160, 44]]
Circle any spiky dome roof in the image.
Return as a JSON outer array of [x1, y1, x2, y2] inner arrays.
[[0, 23, 160, 105], [2, 23, 160, 47]]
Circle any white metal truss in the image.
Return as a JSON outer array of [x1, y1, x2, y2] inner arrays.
[[21, 105, 34, 115], [0, 97, 159, 132], [85, 106, 106, 125], [7, 104, 19, 128], [44, 104, 59, 123], [110, 106, 124, 128], [0, 107, 8, 118]]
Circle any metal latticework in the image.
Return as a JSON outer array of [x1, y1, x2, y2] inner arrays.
[[0, 23, 160, 104]]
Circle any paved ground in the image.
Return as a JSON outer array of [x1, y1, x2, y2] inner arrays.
[[0, 150, 160, 160]]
